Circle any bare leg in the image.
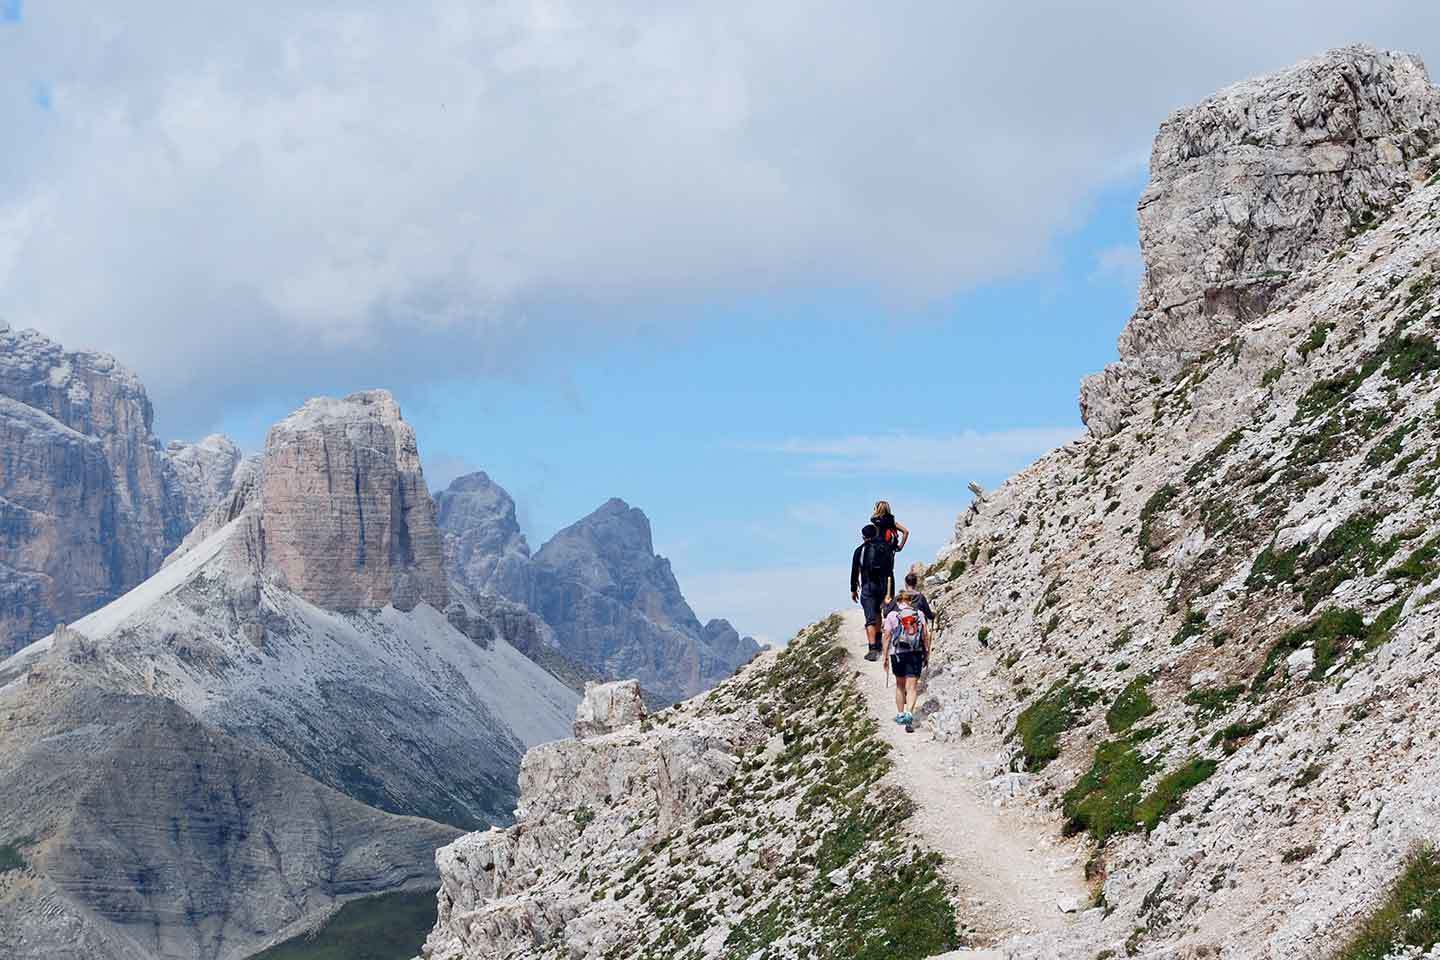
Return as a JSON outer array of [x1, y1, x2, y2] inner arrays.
[[893, 672, 906, 716], [904, 676, 919, 715], [865, 622, 879, 649]]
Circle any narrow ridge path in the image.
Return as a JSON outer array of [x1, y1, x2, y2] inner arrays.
[[840, 608, 1088, 953]]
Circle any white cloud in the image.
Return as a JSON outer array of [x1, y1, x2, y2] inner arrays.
[[1, 3, 1438, 431], [767, 426, 1082, 477]]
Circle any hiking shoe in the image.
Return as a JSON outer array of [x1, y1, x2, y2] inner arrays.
[[894, 713, 907, 725], [864, 648, 880, 662], [900, 712, 914, 725], [905, 720, 915, 734]]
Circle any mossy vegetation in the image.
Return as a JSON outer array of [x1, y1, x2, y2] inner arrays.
[[1106, 678, 1156, 734], [1333, 846, 1440, 960], [1253, 608, 1366, 693], [1139, 484, 1179, 568], [1185, 430, 1243, 484], [1062, 740, 1154, 845], [1013, 682, 1100, 771], [249, 889, 438, 960], [1134, 758, 1216, 833], [1171, 609, 1207, 646]]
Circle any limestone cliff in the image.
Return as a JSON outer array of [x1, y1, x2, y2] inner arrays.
[[0, 325, 243, 654], [915, 45, 1440, 958], [1081, 45, 1440, 437], [262, 391, 448, 612]]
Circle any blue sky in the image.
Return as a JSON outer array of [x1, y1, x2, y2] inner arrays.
[[215, 172, 1145, 642], [6, 3, 1440, 643]]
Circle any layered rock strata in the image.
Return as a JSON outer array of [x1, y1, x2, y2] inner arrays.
[[0, 325, 243, 653]]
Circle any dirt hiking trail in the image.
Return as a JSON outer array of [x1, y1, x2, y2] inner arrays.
[[840, 608, 1089, 956]]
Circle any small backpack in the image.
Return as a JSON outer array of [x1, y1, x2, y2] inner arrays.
[[889, 607, 924, 655]]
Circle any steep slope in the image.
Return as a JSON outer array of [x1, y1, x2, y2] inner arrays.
[[914, 45, 1440, 959], [0, 324, 244, 654], [436, 479, 761, 704], [0, 390, 578, 960], [419, 615, 961, 960], [0, 685, 458, 960]]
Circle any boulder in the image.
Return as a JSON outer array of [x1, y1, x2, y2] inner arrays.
[[573, 680, 646, 739]]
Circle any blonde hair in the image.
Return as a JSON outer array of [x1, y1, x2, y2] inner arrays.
[[873, 500, 892, 518]]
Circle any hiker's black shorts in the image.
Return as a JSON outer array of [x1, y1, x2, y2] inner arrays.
[[891, 650, 925, 678], [859, 584, 885, 627]]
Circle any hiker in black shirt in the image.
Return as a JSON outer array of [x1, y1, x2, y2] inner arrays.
[[850, 524, 894, 662]]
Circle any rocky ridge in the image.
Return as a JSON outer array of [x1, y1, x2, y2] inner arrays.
[[418, 616, 959, 960], [438, 482, 761, 704], [0, 324, 244, 654], [0, 390, 579, 960], [914, 45, 1440, 959]]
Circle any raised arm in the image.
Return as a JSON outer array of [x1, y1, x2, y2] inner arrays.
[[895, 520, 910, 550]]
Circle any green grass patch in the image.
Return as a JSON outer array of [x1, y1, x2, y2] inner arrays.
[[1388, 536, 1440, 584], [1012, 682, 1100, 771], [1171, 609, 1207, 646], [1134, 758, 1216, 833], [1139, 484, 1179, 568], [1185, 430, 1243, 484], [1253, 608, 1365, 693], [1299, 322, 1333, 360], [249, 889, 438, 960], [1333, 845, 1440, 960], [1062, 740, 1154, 845], [1247, 543, 1299, 591], [1106, 678, 1156, 734], [1210, 719, 1265, 755]]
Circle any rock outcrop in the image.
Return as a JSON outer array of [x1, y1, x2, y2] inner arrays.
[[261, 391, 448, 612], [572, 679, 645, 739], [916, 46, 1440, 959], [1081, 45, 1440, 436], [419, 617, 960, 960], [164, 434, 246, 529], [0, 390, 581, 960], [0, 325, 242, 654], [437, 481, 761, 704]]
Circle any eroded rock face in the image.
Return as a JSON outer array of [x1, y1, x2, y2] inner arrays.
[[434, 472, 533, 601], [0, 326, 241, 654], [164, 434, 244, 530], [1082, 45, 1440, 436], [438, 484, 761, 703], [573, 679, 646, 739], [260, 391, 448, 612], [527, 499, 761, 703]]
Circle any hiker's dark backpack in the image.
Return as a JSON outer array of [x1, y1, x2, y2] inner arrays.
[[859, 538, 893, 581], [889, 607, 925, 655]]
